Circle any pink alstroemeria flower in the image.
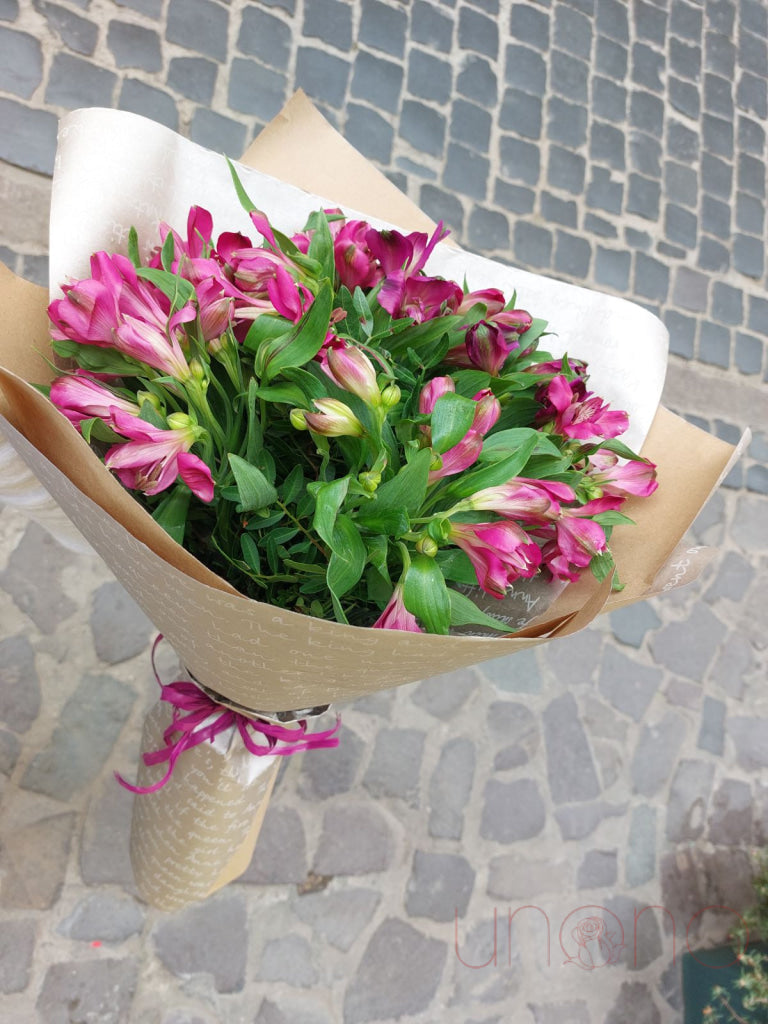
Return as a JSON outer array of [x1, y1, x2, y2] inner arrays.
[[372, 586, 423, 632], [445, 308, 533, 375], [333, 220, 384, 291], [466, 478, 576, 523], [540, 375, 629, 440], [419, 376, 455, 416], [105, 411, 213, 501], [50, 374, 141, 429], [325, 345, 380, 405], [297, 399, 365, 437], [366, 222, 454, 321], [426, 387, 501, 483], [449, 521, 542, 598], [455, 288, 506, 316], [587, 450, 658, 498], [540, 496, 624, 580]]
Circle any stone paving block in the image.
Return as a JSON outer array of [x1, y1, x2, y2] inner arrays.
[[406, 850, 475, 921], [167, 57, 217, 104], [669, 76, 701, 119], [363, 727, 425, 805], [699, 237, 730, 273], [0, 918, 35, 994], [481, 778, 546, 841], [529, 1003, 590, 1024], [550, 51, 588, 102], [254, 1001, 331, 1024], [697, 696, 726, 755], [166, 0, 228, 61], [299, 724, 363, 800], [459, 6, 498, 59], [652, 602, 726, 679], [0, 26, 43, 99], [735, 333, 763, 375], [58, 892, 144, 942], [21, 673, 135, 801], [734, 233, 765, 278], [154, 895, 247, 993], [359, 0, 407, 59], [412, 0, 453, 53], [257, 934, 316, 985], [107, 20, 162, 71], [1, 812, 76, 909], [708, 779, 753, 846], [626, 804, 657, 887], [0, 0, 17, 19], [699, 323, 731, 367], [670, 0, 702, 40], [293, 887, 380, 952], [577, 848, 618, 888], [738, 114, 766, 154], [314, 803, 395, 875], [500, 135, 540, 187], [494, 179, 535, 216], [302, 0, 352, 51], [610, 601, 661, 648], [547, 96, 587, 147], [595, 246, 630, 290], [702, 152, 733, 199], [728, 716, 768, 771], [450, 97, 491, 152], [487, 854, 570, 899], [119, 78, 178, 130], [541, 191, 578, 228], [46, 51, 117, 109], [228, 58, 286, 119], [514, 220, 552, 268], [350, 51, 402, 114], [665, 203, 697, 248], [296, 46, 350, 109], [504, 43, 547, 97], [345, 103, 393, 164], [554, 230, 591, 278], [586, 165, 623, 214], [1, 521, 77, 633], [627, 173, 660, 220], [736, 192, 765, 236], [509, 3, 550, 50], [672, 265, 709, 312], [238, 5, 292, 69], [664, 309, 696, 358], [554, 4, 592, 59], [79, 783, 135, 886], [241, 805, 306, 884], [597, 0, 629, 42], [543, 693, 600, 804], [114, 0, 162, 14], [594, 77, 627, 123], [400, 99, 446, 158], [36, 959, 139, 1023], [630, 132, 662, 179], [419, 184, 464, 234], [737, 70, 768, 118], [408, 49, 452, 105], [444, 141, 489, 199], [666, 759, 716, 842], [427, 735, 474, 840], [631, 711, 687, 797], [89, 579, 151, 664], [456, 54, 498, 106], [343, 918, 447, 1024], [702, 194, 731, 239], [739, 152, 767, 198], [468, 205, 509, 251], [189, 108, 246, 156], [599, 646, 662, 721], [555, 800, 627, 840], [0, 634, 40, 734], [596, 36, 628, 78], [605, 981, 662, 1023], [500, 87, 542, 140]]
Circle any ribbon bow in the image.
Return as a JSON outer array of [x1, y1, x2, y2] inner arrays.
[[117, 636, 341, 794]]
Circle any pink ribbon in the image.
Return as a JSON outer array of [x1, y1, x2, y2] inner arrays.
[[117, 636, 341, 794]]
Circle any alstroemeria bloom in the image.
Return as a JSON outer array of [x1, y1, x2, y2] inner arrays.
[[540, 375, 629, 440], [333, 220, 384, 291], [541, 496, 624, 579], [372, 586, 423, 632], [50, 374, 141, 429], [448, 521, 542, 598], [419, 376, 455, 416], [366, 223, 453, 321], [105, 411, 213, 501], [427, 387, 501, 482], [586, 450, 658, 498], [294, 399, 365, 437], [455, 288, 506, 316], [445, 308, 533, 374], [465, 478, 575, 522], [326, 345, 380, 405]]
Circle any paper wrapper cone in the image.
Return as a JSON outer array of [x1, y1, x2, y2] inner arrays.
[[0, 94, 748, 908]]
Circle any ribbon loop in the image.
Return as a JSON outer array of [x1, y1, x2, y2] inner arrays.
[[117, 636, 341, 794]]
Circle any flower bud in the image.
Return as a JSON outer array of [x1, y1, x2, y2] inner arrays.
[[304, 398, 365, 437], [166, 412, 194, 432], [290, 408, 309, 431], [189, 358, 207, 384], [359, 470, 381, 493], [137, 391, 162, 412], [415, 535, 438, 557], [381, 384, 401, 410], [327, 345, 380, 405]]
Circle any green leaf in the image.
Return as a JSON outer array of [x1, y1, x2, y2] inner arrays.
[[445, 435, 539, 499], [590, 550, 615, 583], [253, 383, 306, 405], [311, 476, 350, 549], [327, 514, 367, 598], [259, 281, 333, 382], [435, 548, 477, 585], [135, 267, 195, 308], [591, 510, 636, 527], [352, 287, 374, 337], [306, 210, 336, 282], [355, 506, 410, 536], [402, 554, 451, 635], [479, 428, 561, 463], [152, 487, 190, 545], [517, 317, 549, 348], [430, 392, 477, 454], [240, 533, 261, 573], [594, 438, 646, 462], [51, 340, 144, 377], [243, 314, 293, 353], [161, 230, 176, 273], [448, 589, 511, 632], [227, 157, 258, 215], [371, 447, 432, 513], [138, 401, 167, 430], [365, 535, 390, 580], [279, 464, 305, 505], [128, 226, 141, 269], [451, 369, 491, 397], [228, 454, 278, 511]]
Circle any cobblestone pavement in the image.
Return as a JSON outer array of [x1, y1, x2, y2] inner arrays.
[[0, 1, 766, 1022]]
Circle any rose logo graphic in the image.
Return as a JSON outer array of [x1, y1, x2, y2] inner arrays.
[[560, 908, 625, 970]]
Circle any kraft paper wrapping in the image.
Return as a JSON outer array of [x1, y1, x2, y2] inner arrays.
[[0, 94, 746, 909]]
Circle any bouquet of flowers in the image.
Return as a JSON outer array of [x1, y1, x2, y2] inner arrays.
[[45, 166, 657, 638], [0, 97, 745, 909]]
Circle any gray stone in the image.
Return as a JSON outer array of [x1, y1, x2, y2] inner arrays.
[[651, 603, 726, 679], [541, 192, 578, 228], [504, 43, 546, 96], [258, 934, 316, 986], [597, 0, 629, 42], [728, 717, 768, 771], [107, 20, 162, 71], [547, 146, 586, 195], [452, 918, 520, 1001], [79, 783, 135, 886], [626, 805, 657, 887], [551, 51, 588, 102], [407, 50, 452, 105], [0, 27, 42, 99], [734, 234, 764, 278], [494, 180, 535, 216], [706, 550, 755, 603], [577, 849, 618, 889], [119, 79, 178, 130], [21, 673, 134, 800], [697, 696, 726, 755], [595, 247, 630, 291], [167, 57, 217, 104], [189, 109, 246, 157], [658, 958, 683, 1013], [241, 805, 306, 884], [363, 728, 424, 806], [665, 203, 697, 248], [598, 646, 661, 722], [630, 132, 662, 179], [702, 195, 731, 239], [627, 174, 660, 220], [0, 634, 40, 734], [737, 71, 768, 118], [0, 522, 77, 634], [700, 323, 731, 368], [739, 115, 765, 154], [708, 779, 753, 846], [299, 725, 364, 800], [670, 37, 701, 80], [488, 855, 570, 900], [228, 58, 286, 120], [154, 895, 247, 993], [457, 55, 497, 107], [500, 136, 540, 188], [293, 888, 380, 952], [664, 309, 696, 358], [1, 812, 76, 909], [255, 1000, 331, 1024], [555, 801, 627, 840], [514, 221, 552, 268], [554, 231, 591, 278], [666, 759, 715, 842], [0, 0, 18, 18], [459, 5, 498, 58], [420, 184, 464, 236], [46, 52, 117, 108], [487, 701, 538, 761], [166, 0, 228, 61], [480, 778, 546, 842], [591, 121, 625, 171], [596, 37, 628, 79], [604, 895, 663, 970], [610, 602, 661, 648], [501, 88, 542, 141], [58, 892, 144, 942], [359, 0, 407, 59], [406, 850, 476, 921], [90, 580, 151, 664], [114, 0, 161, 14], [429, 736, 475, 839], [739, 152, 766, 198], [314, 803, 395, 876], [747, 465, 768, 493], [735, 333, 763, 375], [732, 493, 768, 553], [451, 98, 492, 152], [605, 982, 661, 1024], [661, 847, 755, 941], [554, 4, 592, 59], [702, 152, 733, 199], [670, 0, 702, 40], [665, 161, 698, 208], [528, 1003, 589, 1024], [412, 1, 453, 53], [21, 253, 48, 286], [0, 728, 19, 774], [594, 78, 627, 123], [699, 238, 730, 273], [400, 100, 445, 158], [631, 712, 687, 796], [543, 693, 600, 803], [303, 0, 352, 49], [32, 2, 98, 56], [665, 678, 702, 709], [0, 918, 35, 993], [736, 193, 764, 236], [468, 206, 509, 252], [587, 166, 624, 213], [343, 918, 446, 1023], [238, 5, 291, 68], [594, 741, 622, 788], [36, 959, 138, 1023], [480, 647, 541, 693]]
